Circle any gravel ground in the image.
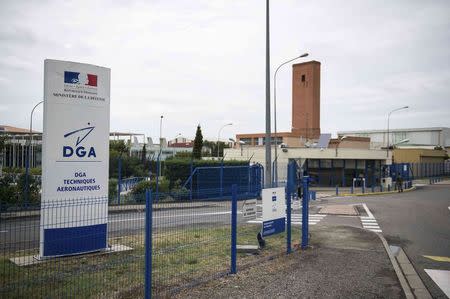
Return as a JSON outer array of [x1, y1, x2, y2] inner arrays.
[[174, 226, 405, 299]]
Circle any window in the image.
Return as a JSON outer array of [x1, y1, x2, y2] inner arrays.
[[321, 159, 332, 168], [301, 74, 306, 82], [240, 138, 252, 145], [308, 159, 319, 168]]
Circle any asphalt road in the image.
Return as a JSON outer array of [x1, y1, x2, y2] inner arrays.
[[317, 184, 450, 298], [0, 200, 275, 252]]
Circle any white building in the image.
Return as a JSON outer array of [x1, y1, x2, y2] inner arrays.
[[338, 127, 450, 150]]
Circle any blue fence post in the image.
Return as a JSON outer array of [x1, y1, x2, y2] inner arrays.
[[144, 189, 153, 299], [24, 147, 29, 208], [230, 184, 237, 274], [301, 176, 309, 249], [335, 185, 339, 196], [286, 162, 294, 254], [362, 181, 365, 194], [220, 160, 224, 198], [117, 156, 122, 205], [189, 159, 193, 201]]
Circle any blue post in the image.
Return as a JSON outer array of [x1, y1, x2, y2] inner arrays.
[[117, 156, 122, 205], [247, 166, 251, 196], [155, 155, 160, 201], [286, 162, 294, 254], [336, 185, 339, 196], [24, 147, 29, 208], [230, 184, 237, 274], [220, 159, 224, 198], [144, 189, 153, 299], [362, 181, 365, 194], [189, 159, 193, 201], [301, 176, 309, 249], [286, 185, 292, 254], [351, 183, 354, 194]]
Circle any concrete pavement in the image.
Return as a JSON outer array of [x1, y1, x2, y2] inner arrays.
[[312, 183, 450, 298], [175, 226, 405, 298]]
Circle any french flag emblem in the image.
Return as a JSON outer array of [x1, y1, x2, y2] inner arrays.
[[64, 71, 97, 87]]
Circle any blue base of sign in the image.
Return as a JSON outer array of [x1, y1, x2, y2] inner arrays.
[[262, 217, 285, 237], [43, 223, 107, 257]]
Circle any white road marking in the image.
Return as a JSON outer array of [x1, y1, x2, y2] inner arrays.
[[425, 269, 450, 297], [362, 203, 374, 219], [359, 204, 382, 233], [110, 211, 237, 223], [361, 219, 377, 222], [364, 225, 381, 230]]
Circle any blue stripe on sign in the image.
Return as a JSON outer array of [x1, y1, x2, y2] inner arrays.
[[43, 223, 107, 256], [262, 217, 285, 237], [64, 71, 80, 84]]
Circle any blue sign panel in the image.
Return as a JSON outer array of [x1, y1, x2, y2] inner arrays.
[[262, 217, 286, 237]]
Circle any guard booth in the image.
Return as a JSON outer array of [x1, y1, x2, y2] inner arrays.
[[389, 163, 412, 182]]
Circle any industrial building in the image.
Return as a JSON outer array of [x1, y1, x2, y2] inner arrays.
[[338, 127, 450, 151]]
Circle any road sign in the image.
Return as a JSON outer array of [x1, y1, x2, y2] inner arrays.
[[262, 187, 286, 237], [242, 199, 257, 219]]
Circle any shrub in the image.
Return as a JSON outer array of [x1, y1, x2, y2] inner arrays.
[[109, 178, 118, 199], [131, 177, 170, 194]]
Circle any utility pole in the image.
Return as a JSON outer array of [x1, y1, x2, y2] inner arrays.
[[264, 0, 272, 187]]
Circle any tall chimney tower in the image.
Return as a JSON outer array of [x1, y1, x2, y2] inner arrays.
[[291, 61, 321, 139]]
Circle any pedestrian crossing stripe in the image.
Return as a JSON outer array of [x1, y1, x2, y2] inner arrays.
[[423, 256, 450, 262]]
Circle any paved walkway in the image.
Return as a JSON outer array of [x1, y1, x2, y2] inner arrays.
[[175, 226, 406, 298]]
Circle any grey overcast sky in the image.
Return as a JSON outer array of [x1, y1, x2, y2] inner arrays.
[[0, 0, 449, 141]]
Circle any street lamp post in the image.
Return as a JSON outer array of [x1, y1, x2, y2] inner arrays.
[[273, 53, 308, 183], [335, 135, 347, 157], [386, 106, 409, 157], [25, 100, 44, 206], [217, 123, 232, 159], [264, 0, 271, 187]]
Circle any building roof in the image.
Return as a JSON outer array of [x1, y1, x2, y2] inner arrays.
[[0, 125, 40, 134], [110, 131, 144, 136], [338, 127, 449, 134], [168, 142, 193, 148], [237, 132, 300, 138]]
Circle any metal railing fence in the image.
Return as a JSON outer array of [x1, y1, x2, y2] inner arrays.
[[1, 163, 307, 298]]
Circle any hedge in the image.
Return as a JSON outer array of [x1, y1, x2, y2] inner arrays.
[[164, 159, 249, 187]]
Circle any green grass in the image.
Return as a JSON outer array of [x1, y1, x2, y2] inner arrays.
[[1, 224, 288, 298]]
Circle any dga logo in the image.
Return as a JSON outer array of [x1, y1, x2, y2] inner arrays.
[[64, 71, 97, 87], [63, 125, 97, 158]]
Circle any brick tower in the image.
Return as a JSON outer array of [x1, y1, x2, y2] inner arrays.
[[291, 61, 321, 139]]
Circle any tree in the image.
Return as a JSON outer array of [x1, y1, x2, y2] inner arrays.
[[192, 124, 203, 159], [109, 140, 129, 155], [141, 143, 147, 164]]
